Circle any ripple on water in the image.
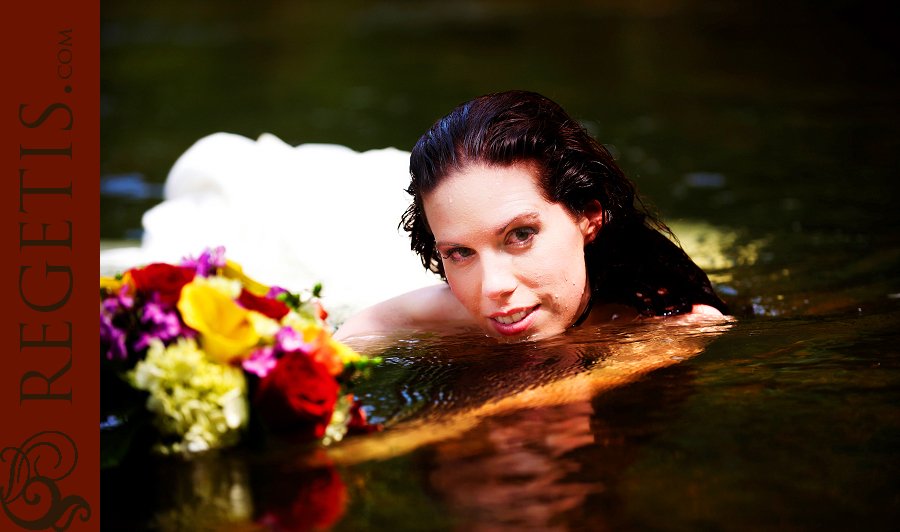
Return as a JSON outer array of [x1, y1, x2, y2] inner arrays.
[[347, 317, 732, 428]]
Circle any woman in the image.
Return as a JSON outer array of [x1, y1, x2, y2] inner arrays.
[[335, 91, 727, 342]]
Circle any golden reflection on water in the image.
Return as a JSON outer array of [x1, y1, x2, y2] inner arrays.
[[330, 315, 732, 465], [114, 316, 731, 532], [331, 316, 730, 532], [425, 402, 600, 532]]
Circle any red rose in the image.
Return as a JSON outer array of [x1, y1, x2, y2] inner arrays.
[[238, 288, 290, 321], [346, 395, 383, 436], [254, 351, 339, 441], [257, 465, 347, 532], [128, 263, 195, 305]]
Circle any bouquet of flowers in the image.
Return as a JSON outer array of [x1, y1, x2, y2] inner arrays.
[[100, 246, 380, 455]]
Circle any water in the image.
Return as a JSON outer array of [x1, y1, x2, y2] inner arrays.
[[100, 0, 900, 530], [102, 311, 900, 530]]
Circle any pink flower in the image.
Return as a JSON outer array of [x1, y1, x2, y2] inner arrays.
[[275, 327, 311, 354], [242, 347, 278, 378]]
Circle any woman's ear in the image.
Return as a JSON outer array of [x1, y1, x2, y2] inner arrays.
[[580, 200, 604, 244]]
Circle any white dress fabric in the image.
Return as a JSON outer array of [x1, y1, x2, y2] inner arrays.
[[100, 133, 441, 322]]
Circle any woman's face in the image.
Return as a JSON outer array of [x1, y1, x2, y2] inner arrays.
[[423, 163, 597, 341]]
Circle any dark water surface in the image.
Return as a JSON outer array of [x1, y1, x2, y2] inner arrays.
[[102, 310, 900, 531], [101, 0, 900, 530]]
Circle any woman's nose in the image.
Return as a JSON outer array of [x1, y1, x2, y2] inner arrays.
[[480, 255, 517, 300]]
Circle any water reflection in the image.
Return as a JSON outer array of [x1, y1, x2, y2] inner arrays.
[[421, 363, 698, 532], [253, 453, 348, 532], [100, 307, 900, 531], [152, 453, 254, 531], [425, 402, 601, 532], [102, 450, 253, 531], [101, 318, 727, 531], [331, 317, 729, 463], [103, 446, 353, 532]]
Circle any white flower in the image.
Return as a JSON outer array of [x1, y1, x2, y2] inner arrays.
[[126, 338, 248, 453], [247, 311, 280, 340]]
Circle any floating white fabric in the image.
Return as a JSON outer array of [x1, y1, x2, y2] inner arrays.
[[100, 132, 442, 322]]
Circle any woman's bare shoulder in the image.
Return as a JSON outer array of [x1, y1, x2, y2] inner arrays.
[[334, 284, 472, 341]]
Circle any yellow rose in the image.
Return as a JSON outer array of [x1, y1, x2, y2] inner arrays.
[[177, 282, 260, 363]]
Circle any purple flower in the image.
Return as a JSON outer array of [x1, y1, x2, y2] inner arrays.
[[102, 286, 134, 312], [133, 301, 186, 351], [242, 346, 278, 378], [100, 288, 136, 361], [181, 246, 227, 277], [118, 288, 135, 309], [100, 312, 128, 361], [101, 297, 120, 316]]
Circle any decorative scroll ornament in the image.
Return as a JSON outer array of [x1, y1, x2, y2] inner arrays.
[[1, 431, 91, 531]]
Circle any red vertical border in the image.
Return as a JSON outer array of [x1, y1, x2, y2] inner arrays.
[[0, 1, 99, 531]]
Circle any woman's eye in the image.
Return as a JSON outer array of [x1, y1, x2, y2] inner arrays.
[[507, 228, 536, 245], [442, 247, 474, 262]]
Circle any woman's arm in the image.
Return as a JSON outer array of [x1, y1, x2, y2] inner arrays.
[[336, 288, 724, 343], [334, 284, 473, 342], [687, 304, 725, 318]]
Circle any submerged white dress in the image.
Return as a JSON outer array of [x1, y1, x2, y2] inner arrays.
[[100, 133, 442, 323]]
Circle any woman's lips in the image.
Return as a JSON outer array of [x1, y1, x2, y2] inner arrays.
[[488, 305, 539, 336], [493, 308, 530, 324]]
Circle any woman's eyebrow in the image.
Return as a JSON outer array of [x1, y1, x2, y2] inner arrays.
[[434, 211, 542, 247], [494, 211, 540, 236]]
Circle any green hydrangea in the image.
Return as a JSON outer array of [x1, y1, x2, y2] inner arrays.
[[127, 338, 248, 454]]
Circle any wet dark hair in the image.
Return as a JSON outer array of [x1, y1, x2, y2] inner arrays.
[[402, 90, 727, 317]]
